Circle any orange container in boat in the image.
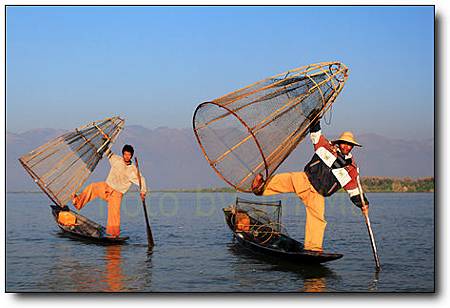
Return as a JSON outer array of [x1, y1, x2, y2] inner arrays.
[[235, 212, 250, 232], [58, 211, 77, 226]]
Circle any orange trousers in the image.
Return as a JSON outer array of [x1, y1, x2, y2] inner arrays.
[[263, 172, 326, 251], [73, 182, 123, 237]]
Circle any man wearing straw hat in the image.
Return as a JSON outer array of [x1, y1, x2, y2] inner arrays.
[[251, 119, 369, 253]]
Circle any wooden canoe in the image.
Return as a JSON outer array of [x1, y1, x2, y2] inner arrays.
[[223, 207, 342, 264], [50, 205, 129, 244]]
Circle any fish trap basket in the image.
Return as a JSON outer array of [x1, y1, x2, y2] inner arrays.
[[233, 197, 286, 244], [193, 61, 349, 192], [19, 116, 125, 207], [234, 197, 283, 232]]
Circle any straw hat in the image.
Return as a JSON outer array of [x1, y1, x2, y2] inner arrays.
[[332, 131, 362, 147]]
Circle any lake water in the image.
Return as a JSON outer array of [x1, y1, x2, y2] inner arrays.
[[6, 192, 434, 292]]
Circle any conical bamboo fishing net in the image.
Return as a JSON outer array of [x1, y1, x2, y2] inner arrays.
[[19, 116, 125, 207], [193, 62, 349, 192]]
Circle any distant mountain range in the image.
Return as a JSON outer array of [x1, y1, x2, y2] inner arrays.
[[6, 125, 434, 191]]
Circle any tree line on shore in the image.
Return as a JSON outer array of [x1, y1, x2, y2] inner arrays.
[[152, 177, 435, 193], [359, 176, 434, 192], [11, 177, 434, 193]]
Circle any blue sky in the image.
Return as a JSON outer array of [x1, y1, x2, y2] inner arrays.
[[6, 6, 434, 139]]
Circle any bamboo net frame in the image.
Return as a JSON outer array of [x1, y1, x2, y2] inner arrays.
[[19, 116, 125, 207], [232, 197, 285, 244], [193, 62, 349, 192]]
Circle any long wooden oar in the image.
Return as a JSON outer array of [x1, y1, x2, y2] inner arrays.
[[135, 157, 155, 249], [357, 176, 381, 270]]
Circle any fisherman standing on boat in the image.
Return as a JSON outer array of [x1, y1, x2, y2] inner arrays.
[[72, 144, 147, 238], [251, 118, 368, 253]]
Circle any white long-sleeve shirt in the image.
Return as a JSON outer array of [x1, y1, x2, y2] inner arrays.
[[105, 154, 147, 194]]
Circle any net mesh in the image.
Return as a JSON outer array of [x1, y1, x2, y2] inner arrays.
[[19, 116, 125, 207], [233, 197, 285, 245], [193, 62, 348, 192]]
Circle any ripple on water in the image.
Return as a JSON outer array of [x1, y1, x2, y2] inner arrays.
[[6, 192, 434, 292]]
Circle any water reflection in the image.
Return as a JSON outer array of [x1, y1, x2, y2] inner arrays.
[[47, 233, 154, 292], [53, 233, 128, 291], [270, 262, 339, 292], [103, 245, 125, 292], [303, 277, 327, 292], [368, 270, 380, 292], [228, 242, 340, 292], [45, 241, 107, 292], [7, 192, 434, 292], [102, 243, 154, 291]]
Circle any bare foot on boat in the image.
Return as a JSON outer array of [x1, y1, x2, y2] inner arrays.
[[251, 173, 264, 195], [71, 193, 79, 209], [303, 249, 324, 256]]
